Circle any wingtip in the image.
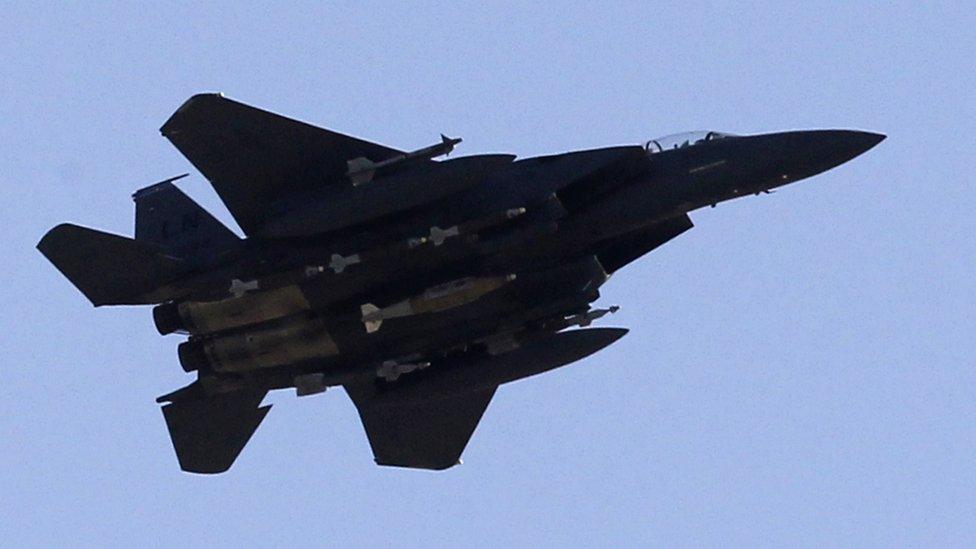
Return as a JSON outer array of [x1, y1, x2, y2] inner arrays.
[[602, 326, 630, 340], [160, 92, 226, 135], [36, 223, 73, 252]]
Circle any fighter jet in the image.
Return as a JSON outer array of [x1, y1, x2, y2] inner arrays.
[[37, 94, 884, 473]]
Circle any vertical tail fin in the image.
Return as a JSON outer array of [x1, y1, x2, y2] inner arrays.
[[133, 175, 240, 263]]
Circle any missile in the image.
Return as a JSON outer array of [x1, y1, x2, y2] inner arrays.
[[438, 207, 527, 246], [409, 207, 526, 248], [346, 134, 462, 185], [361, 274, 516, 333], [366, 328, 629, 403], [543, 306, 620, 331], [377, 359, 431, 382]]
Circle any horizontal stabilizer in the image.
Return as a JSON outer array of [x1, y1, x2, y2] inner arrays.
[[345, 383, 496, 470], [37, 223, 185, 306], [161, 389, 270, 474]]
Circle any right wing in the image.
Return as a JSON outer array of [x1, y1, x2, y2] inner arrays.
[[160, 94, 412, 235]]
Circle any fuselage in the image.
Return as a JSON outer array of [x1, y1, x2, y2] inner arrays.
[[163, 129, 884, 390]]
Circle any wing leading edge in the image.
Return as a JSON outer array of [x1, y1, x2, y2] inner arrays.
[[160, 93, 413, 235]]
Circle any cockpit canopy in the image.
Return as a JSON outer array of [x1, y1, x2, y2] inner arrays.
[[645, 131, 735, 154]]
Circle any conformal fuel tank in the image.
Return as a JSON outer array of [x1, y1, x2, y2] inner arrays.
[[259, 154, 516, 238]]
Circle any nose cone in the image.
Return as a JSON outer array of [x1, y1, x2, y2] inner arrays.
[[758, 129, 885, 187]]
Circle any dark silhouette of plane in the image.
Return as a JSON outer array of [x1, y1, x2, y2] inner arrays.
[[38, 94, 884, 473]]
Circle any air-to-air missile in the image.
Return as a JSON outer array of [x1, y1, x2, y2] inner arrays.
[[37, 94, 885, 473], [346, 133, 462, 185]]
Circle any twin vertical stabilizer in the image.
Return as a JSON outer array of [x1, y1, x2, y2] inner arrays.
[[133, 174, 240, 263]]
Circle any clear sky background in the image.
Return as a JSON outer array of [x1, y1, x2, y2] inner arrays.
[[2, 2, 974, 546]]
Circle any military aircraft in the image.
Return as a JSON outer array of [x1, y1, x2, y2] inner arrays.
[[37, 94, 884, 473]]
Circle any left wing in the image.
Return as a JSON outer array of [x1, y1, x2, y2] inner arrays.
[[345, 382, 496, 470], [161, 93, 415, 235]]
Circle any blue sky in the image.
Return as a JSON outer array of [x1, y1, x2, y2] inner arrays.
[[2, 2, 974, 546]]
